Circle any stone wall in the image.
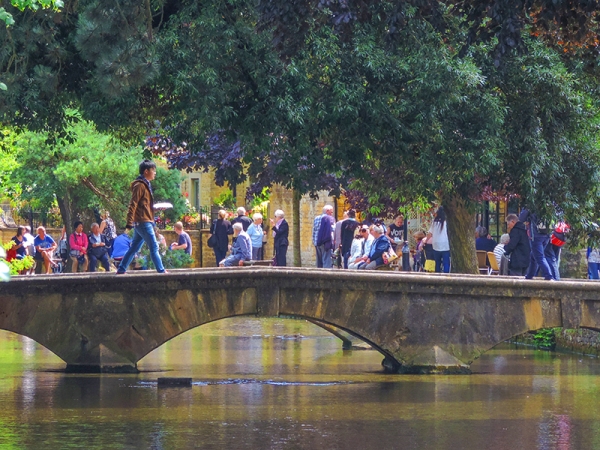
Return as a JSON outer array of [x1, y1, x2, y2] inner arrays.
[[560, 247, 588, 279], [514, 328, 600, 357], [555, 328, 600, 357]]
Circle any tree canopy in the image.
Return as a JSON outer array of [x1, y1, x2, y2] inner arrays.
[[1, 0, 600, 272]]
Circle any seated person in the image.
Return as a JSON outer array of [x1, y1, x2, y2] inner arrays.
[[475, 226, 497, 252], [493, 234, 510, 268], [349, 225, 374, 269], [33, 226, 57, 274], [112, 232, 132, 260], [219, 223, 251, 267], [357, 225, 391, 270], [88, 222, 110, 272], [170, 221, 192, 256], [69, 221, 89, 273], [347, 231, 365, 269], [11, 226, 27, 260]]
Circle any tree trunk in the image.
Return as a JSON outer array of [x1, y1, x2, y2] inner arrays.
[[443, 192, 478, 274], [293, 189, 301, 267], [57, 188, 75, 272]]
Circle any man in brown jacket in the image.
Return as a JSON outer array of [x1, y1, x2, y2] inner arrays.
[[116, 160, 166, 274]]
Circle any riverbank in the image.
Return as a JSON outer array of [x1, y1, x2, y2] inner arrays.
[[513, 328, 600, 357]]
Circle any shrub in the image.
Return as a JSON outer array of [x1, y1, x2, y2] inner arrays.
[[137, 247, 194, 270]]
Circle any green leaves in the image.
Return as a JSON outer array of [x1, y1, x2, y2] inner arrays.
[[0, 8, 15, 26], [1, 1, 63, 27]]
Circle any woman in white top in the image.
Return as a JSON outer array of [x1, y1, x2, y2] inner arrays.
[[429, 207, 450, 273]]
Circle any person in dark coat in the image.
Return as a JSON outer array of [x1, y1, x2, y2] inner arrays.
[[475, 226, 497, 252], [340, 210, 359, 269], [270, 209, 289, 267], [503, 214, 531, 276], [212, 209, 233, 266], [231, 207, 253, 231], [358, 225, 391, 270], [519, 208, 553, 280]]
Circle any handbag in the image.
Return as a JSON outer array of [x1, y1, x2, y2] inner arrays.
[[424, 259, 436, 272], [207, 221, 218, 248], [207, 234, 217, 249]]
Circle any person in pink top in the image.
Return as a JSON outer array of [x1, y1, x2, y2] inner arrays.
[[69, 221, 89, 272]]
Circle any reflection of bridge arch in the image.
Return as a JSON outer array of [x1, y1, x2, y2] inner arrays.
[[1, 268, 599, 374]]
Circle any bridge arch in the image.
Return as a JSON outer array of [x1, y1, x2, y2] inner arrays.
[[135, 313, 391, 372]]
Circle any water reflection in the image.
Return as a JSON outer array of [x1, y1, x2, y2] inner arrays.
[[0, 319, 599, 448]]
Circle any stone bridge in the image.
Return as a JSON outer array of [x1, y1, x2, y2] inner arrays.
[[1, 268, 600, 374]]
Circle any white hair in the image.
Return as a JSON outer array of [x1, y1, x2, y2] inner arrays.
[[232, 222, 243, 231], [253, 213, 263, 221], [274, 209, 285, 218], [323, 205, 333, 214], [500, 233, 510, 245], [237, 207, 246, 215], [372, 225, 384, 235]]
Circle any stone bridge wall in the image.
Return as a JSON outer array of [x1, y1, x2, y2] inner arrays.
[[1, 269, 600, 374]]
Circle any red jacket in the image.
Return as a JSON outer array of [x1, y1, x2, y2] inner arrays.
[[69, 233, 88, 253]]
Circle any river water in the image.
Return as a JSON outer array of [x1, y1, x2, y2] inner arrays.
[[1, 318, 600, 449]]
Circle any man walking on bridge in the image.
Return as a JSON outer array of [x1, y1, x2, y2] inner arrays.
[[116, 160, 166, 274]]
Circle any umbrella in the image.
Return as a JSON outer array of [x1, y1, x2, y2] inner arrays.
[[154, 202, 173, 210]]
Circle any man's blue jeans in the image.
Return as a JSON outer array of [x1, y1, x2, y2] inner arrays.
[[526, 235, 553, 280], [117, 222, 165, 273], [544, 243, 561, 281], [318, 244, 332, 268]]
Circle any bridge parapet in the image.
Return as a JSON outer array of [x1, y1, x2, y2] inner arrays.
[[1, 268, 599, 373]]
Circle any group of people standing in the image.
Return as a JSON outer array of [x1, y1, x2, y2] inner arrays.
[[209, 207, 289, 267]]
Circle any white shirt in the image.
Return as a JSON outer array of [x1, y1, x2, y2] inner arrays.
[[429, 221, 450, 252], [493, 243, 505, 266], [23, 232, 35, 247], [348, 238, 364, 265], [363, 234, 375, 256]]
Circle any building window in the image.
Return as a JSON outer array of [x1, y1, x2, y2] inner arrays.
[[192, 179, 200, 211]]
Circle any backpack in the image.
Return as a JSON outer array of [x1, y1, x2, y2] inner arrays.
[[550, 222, 570, 247]]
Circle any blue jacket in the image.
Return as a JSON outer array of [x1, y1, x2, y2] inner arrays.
[[368, 235, 391, 266], [231, 231, 252, 261], [316, 214, 335, 250]]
